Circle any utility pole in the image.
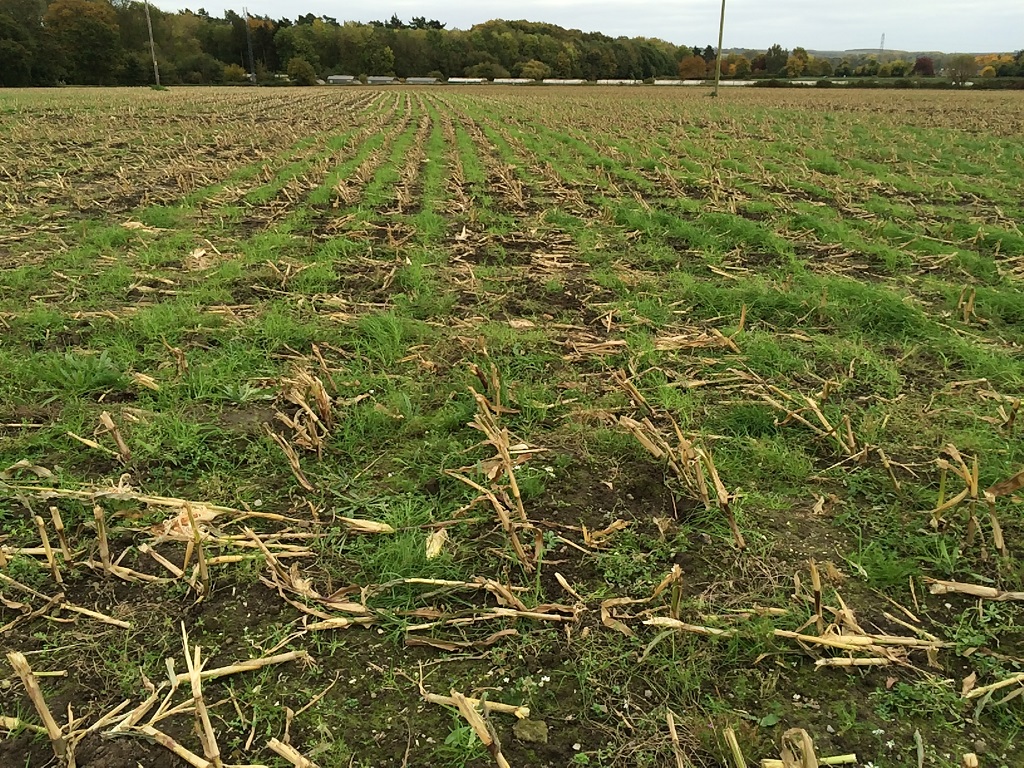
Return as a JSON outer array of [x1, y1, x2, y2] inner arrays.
[[243, 8, 257, 84], [713, 0, 727, 96], [143, 0, 160, 86]]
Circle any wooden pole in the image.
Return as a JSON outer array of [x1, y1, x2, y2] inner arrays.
[[713, 0, 727, 96], [143, 0, 161, 86]]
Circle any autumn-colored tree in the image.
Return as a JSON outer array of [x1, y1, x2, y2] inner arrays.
[[785, 53, 807, 77], [678, 55, 706, 79], [723, 52, 750, 78], [222, 62, 247, 82], [913, 56, 935, 76], [980, 65, 996, 78], [43, 0, 121, 84], [786, 46, 809, 77]]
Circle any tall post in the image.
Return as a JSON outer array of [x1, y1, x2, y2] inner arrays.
[[244, 8, 257, 84], [143, 0, 160, 86], [713, 0, 727, 96]]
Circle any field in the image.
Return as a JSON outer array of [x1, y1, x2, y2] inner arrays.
[[1, 85, 1024, 768]]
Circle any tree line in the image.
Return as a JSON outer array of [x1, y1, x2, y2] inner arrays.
[[1, 1, 1021, 87]]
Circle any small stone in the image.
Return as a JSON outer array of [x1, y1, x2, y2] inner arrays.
[[513, 719, 549, 745], [826, 725, 835, 734], [973, 740, 987, 755]]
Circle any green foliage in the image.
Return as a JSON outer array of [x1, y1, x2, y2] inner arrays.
[[223, 63, 248, 83], [286, 56, 318, 85]]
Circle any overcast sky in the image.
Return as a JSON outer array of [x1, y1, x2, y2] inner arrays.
[[156, 0, 1022, 52]]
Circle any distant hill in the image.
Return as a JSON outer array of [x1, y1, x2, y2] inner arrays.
[[725, 47, 1004, 59]]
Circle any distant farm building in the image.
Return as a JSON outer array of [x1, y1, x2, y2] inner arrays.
[[654, 79, 683, 85], [596, 79, 642, 85], [367, 76, 398, 85], [406, 76, 440, 84], [542, 79, 587, 85], [327, 75, 356, 85], [447, 77, 487, 85], [493, 78, 534, 85]]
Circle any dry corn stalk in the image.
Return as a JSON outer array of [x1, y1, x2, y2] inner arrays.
[[926, 578, 1024, 602], [963, 671, 1024, 700], [928, 445, 1006, 557], [449, 690, 512, 768], [269, 738, 319, 768], [97, 411, 131, 464], [619, 410, 745, 550], [666, 709, 688, 768], [779, 728, 819, 768], [762, 754, 857, 767], [447, 374, 539, 571], [6, 651, 66, 758], [723, 727, 746, 768], [94, 504, 111, 573], [265, 425, 316, 492], [181, 625, 222, 767]]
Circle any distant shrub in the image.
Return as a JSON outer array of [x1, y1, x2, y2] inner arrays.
[[287, 57, 318, 86], [223, 63, 248, 83], [814, 79, 834, 88], [973, 78, 1024, 90]]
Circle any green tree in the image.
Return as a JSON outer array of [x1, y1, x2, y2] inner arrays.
[[465, 59, 509, 79], [948, 53, 976, 86], [0, 12, 35, 86], [518, 58, 550, 80], [275, 23, 321, 71], [765, 43, 788, 75], [809, 57, 833, 77], [43, 0, 122, 84], [364, 43, 394, 75], [287, 56, 317, 84], [888, 59, 910, 77]]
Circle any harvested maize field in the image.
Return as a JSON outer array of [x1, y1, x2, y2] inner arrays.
[[2, 86, 1024, 768]]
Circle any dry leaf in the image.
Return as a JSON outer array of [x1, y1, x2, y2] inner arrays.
[[425, 529, 448, 559], [600, 597, 638, 637], [986, 468, 1024, 499], [0, 460, 55, 481], [961, 671, 977, 697]]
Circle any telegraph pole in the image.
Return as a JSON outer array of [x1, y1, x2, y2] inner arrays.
[[713, 0, 727, 96], [244, 8, 257, 84], [143, 0, 161, 86]]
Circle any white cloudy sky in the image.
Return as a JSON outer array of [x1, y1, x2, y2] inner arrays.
[[157, 0, 1022, 52]]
